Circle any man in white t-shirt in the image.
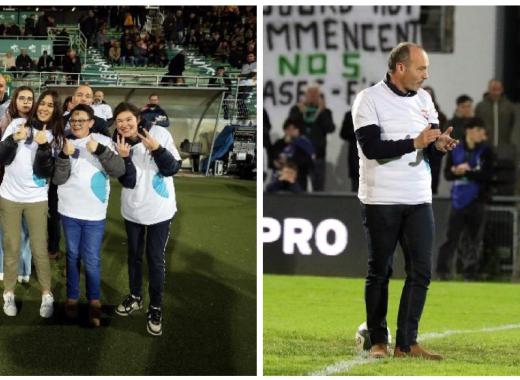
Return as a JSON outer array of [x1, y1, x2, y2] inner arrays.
[[91, 90, 113, 124], [352, 42, 457, 360]]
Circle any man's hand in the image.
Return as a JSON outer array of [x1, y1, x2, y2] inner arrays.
[[413, 124, 441, 149], [434, 126, 458, 153], [34, 125, 48, 145], [13, 124, 28, 142], [137, 129, 160, 151], [62, 139, 75, 156]]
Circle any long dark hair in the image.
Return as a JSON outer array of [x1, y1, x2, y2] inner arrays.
[[27, 90, 65, 149], [7, 85, 34, 119]]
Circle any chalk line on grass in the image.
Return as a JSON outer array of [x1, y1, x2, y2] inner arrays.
[[307, 322, 520, 376]]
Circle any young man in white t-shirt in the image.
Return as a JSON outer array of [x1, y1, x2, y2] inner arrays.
[[352, 42, 458, 360]]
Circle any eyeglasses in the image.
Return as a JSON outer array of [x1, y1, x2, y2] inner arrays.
[[70, 119, 91, 125], [18, 96, 33, 103]]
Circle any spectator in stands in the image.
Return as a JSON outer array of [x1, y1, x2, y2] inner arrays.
[[162, 12, 176, 50], [240, 53, 256, 76], [65, 85, 110, 137], [35, 12, 50, 37], [209, 66, 232, 119], [37, 50, 55, 72], [436, 117, 494, 281], [24, 14, 36, 36], [340, 111, 359, 192], [108, 40, 122, 65], [0, 75, 9, 120], [92, 90, 113, 123], [423, 86, 448, 195], [121, 40, 136, 67], [15, 49, 34, 78], [3, 51, 16, 72], [6, 22, 21, 37], [140, 94, 170, 128], [265, 161, 303, 193], [271, 118, 315, 191], [450, 95, 474, 142], [288, 82, 335, 191], [174, 10, 185, 46], [164, 50, 186, 85], [96, 26, 111, 58], [123, 11, 134, 31], [134, 39, 149, 67], [475, 79, 515, 146], [62, 48, 82, 85], [80, 10, 97, 47]]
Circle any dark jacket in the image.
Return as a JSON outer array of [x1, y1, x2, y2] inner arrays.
[[15, 54, 33, 70], [62, 55, 81, 74], [475, 93, 515, 145], [140, 105, 170, 128]]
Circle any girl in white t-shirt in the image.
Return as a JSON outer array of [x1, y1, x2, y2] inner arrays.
[[0, 89, 65, 318], [0, 86, 34, 283], [112, 102, 181, 336]]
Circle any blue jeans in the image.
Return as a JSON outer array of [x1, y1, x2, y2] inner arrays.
[[361, 203, 434, 350], [0, 216, 32, 276], [61, 215, 106, 301]]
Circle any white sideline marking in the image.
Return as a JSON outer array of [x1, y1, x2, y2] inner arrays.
[[307, 323, 520, 376]]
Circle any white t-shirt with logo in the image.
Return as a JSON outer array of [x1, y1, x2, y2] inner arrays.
[[352, 81, 439, 205], [57, 133, 116, 221], [121, 125, 181, 225], [0, 117, 55, 203]]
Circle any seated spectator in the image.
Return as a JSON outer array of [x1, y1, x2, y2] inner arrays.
[[3, 50, 16, 72], [121, 41, 136, 66], [62, 48, 82, 85], [133, 39, 149, 67], [108, 41, 122, 65], [37, 50, 55, 72], [240, 52, 256, 75], [15, 49, 34, 77], [265, 161, 303, 193], [271, 118, 315, 191], [92, 90, 113, 123], [6, 22, 21, 36], [140, 94, 169, 128]]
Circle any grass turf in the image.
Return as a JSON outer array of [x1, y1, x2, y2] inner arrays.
[[0, 176, 256, 375], [264, 274, 520, 376]]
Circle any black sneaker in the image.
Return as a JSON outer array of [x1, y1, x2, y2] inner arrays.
[[147, 306, 162, 336], [115, 294, 143, 316]]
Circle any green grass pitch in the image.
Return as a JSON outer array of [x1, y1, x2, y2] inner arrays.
[[0, 176, 256, 375], [264, 274, 520, 375]]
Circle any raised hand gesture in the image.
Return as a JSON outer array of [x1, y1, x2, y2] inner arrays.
[[62, 138, 75, 156], [86, 136, 99, 153], [13, 124, 28, 142], [413, 124, 441, 149], [137, 129, 160, 151], [116, 134, 131, 158], [34, 125, 48, 145]]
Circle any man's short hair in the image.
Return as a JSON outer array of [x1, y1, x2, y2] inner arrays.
[[464, 117, 485, 130], [387, 42, 423, 72], [216, 66, 225, 71], [456, 94, 473, 105], [149, 93, 158, 99]]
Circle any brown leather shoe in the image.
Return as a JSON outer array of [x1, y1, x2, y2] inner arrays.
[[394, 344, 443, 360], [369, 343, 390, 359], [88, 300, 102, 327], [64, 299, 78, 319]]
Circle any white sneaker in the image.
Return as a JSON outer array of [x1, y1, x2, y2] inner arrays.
[[21, 275, 30, 283], [40, 293, 54, 318], [3, 292, 17, 316]]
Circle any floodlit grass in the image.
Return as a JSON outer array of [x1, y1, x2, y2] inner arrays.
[[0, 176, 256, 376], [264, 275, 520, 376]]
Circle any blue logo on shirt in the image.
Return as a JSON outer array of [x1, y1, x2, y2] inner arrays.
[[32, 173, 47, 187], [152, 173, 169, 198], [91, 171, 108, 203]]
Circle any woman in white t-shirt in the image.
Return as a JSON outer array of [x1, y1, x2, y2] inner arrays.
[[0, 86, 34, 283], [0, 89, 65, 318], [53, 104, 125, 327], [112, 102, 181, 336]]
